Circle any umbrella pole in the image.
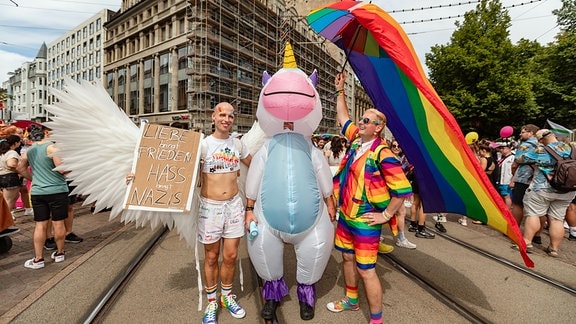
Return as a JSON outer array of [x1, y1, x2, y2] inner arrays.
[[340, 23, 363, 74]]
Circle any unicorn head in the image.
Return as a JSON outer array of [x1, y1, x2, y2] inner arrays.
[[256, 42, 322, 137]]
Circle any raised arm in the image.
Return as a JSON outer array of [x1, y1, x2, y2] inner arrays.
[[334, 73, 350, 126]]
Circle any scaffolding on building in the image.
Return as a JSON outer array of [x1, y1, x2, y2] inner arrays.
[[185, 0, 344, 135]]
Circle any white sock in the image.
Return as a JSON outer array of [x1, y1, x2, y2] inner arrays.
[[398, 231, 406, 241], [570, 226, 576, 236]]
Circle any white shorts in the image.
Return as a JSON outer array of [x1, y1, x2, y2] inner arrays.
[[198, 194, 245, 244], [523, 189, 576, 221]]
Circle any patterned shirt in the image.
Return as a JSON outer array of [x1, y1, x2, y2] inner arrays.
[[518, 141, 573, 193], [333, 120, 412, 218], [513, 137, 538, 184]]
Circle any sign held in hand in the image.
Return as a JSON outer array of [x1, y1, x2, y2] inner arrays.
[[124, 123, 203, 212]]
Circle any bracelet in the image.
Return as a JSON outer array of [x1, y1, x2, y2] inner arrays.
[[245, 206, 254, 211], [334, 89, 344, 97], [382, 210, 393, 221]]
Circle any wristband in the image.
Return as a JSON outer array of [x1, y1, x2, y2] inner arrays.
[[382, 210, 392, 221], [335, 89, 345, 97], [245, 206, 254, 211]]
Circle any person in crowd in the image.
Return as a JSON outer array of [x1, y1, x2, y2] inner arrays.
[[408, 188, 436, 239], [566, 197, 576, 241], [198, 102, 252, 324], [497, 143, 515, 210], [0, 135, 31, 219], [0, 191, 20, 237], [471, 141, 499, 225], [386, 139, 418, 248], [19, 126, 68, 269], [199, 102, 254, 323], [327, 73, 412, 324], [325, 135, 346, 175], [509, 124, 544, 244], [513, 129, 576, 257], [127, 103, 252, 323]]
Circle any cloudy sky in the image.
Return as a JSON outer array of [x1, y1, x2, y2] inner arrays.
[[0, 0, 563, 84]]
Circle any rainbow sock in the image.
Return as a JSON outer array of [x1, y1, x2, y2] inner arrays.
[[205, 284, 217, 302], [221, 282, 232, 296], [370, 311, 383, 324], [345, 285, 358, 305]]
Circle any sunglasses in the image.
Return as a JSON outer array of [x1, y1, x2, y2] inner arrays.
[[391, 144, 400, 148], [358, 117, 381, 125]]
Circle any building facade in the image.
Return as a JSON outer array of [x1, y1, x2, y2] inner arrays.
[[47, 9, 115, 93], [104, 0, 358, 134], [5, 43, 48, 122]]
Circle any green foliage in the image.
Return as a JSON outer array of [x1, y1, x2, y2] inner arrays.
[[426, 0, 541, 138]]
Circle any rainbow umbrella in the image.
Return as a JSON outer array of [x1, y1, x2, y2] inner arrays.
[[308, 1, 533, 267]]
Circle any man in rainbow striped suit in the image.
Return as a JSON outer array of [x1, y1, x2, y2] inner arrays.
[[327, 73, 412, 324]]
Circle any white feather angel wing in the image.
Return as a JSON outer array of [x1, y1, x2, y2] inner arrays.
[[45, 77, 199, 247], [238, 121, 267, 199]]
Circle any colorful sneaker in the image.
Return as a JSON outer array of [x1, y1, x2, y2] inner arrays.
[[202, 301, 218, 324], [24, 258, 45, 269], [378, 241, 395, 254], [395, 238, 416, 249], [326, 298, 360, 313], [51, 251, 65, 263], [220, 294, 246, 319]]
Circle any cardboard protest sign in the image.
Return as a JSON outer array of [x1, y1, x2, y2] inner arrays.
[[124, 123, 203, 212]]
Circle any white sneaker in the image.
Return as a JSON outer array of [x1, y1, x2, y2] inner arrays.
[[24, 258, 45, 269], [458, 218, 467, 226], [24, 208, 34, 216], [11, 210, 16, 220], [396, 238, 417, 249], [433, 213, 447, 222], [51, 251, 65, 263]]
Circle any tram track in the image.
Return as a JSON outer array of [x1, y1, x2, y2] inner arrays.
[[84, 226, 169, 324], [378, 219, 576, 323]]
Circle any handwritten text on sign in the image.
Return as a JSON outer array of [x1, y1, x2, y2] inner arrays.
[[125, 124, 202, 212]]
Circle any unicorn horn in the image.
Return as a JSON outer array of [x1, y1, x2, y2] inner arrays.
[[283, 42, 297, 68]]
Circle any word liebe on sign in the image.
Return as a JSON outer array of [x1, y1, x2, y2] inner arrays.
[[124, 123, 203, 212]]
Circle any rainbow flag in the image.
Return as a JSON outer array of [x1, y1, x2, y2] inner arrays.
[[308, 1, 533, 267]]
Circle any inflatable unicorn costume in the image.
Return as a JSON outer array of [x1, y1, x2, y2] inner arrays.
[[245, 43, 335, 321]]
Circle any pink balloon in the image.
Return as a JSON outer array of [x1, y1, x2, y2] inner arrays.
[[500, 126, 514, 138]]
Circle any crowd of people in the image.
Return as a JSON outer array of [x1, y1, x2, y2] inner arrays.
[[4, 80, 575, 324], [0, 123, 84, 269]]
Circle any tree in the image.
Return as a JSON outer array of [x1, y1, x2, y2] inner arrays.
[[425, 0, 540, 137]]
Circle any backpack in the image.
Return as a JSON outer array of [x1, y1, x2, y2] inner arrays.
[[543, 143, 576, 192]]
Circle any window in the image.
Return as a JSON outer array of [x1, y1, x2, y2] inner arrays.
[[96, 51, 101, 64], [130, 90, 138, 115], [118, 68, 126, 86], [159, 53, 169, 74], [159, 84, 168, 112], [96, 18, 101, 31], [89, 69, 94, 81], [178, 47, 187, 70], [83, 26, 87, 38], [143, 87, 153, 113], [177, 79, 187, 110], [118, 92, 126, 110], [89, 22, 94, 35], [96, 35, 101, 48], [96, 66, 101, 79], [143, 58, 153, 79], [107, 71, 114, 89], [130, 63, 138, 82]]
